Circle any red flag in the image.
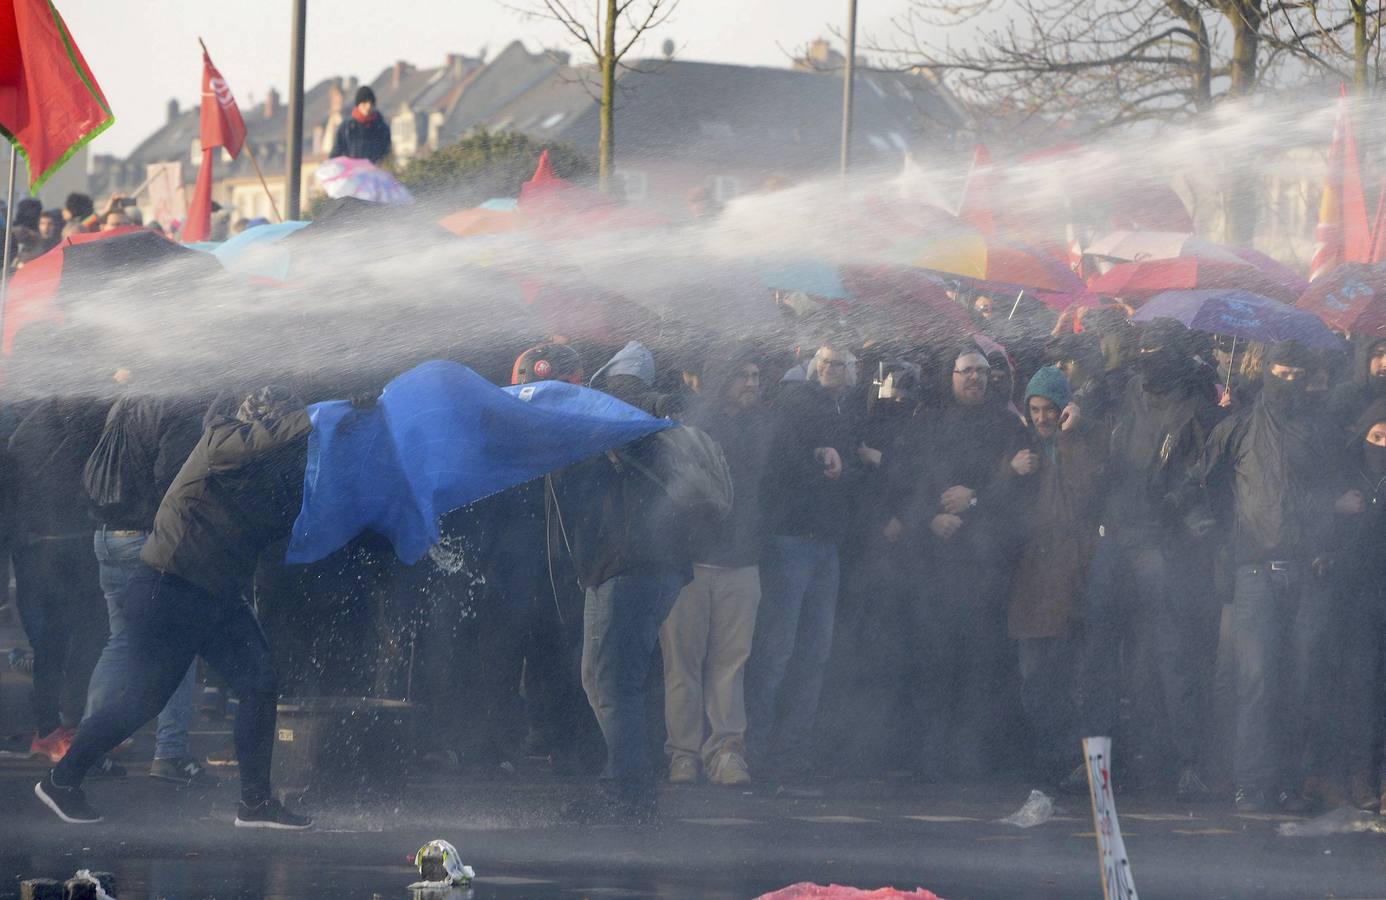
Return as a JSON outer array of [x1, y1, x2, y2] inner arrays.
[[0, 0, 113, 190], [957, 144, 997, 235], [198, 42, 245, 158], [1310, 86, 1372, 281], [182, 147, 215, 243], [1370, 181, 1386, 265]]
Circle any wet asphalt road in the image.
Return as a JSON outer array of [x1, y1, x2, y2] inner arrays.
[[5, 739, 1386, 900]]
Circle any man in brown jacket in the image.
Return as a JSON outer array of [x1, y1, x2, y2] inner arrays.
[[1007, 366, 1107, 785]]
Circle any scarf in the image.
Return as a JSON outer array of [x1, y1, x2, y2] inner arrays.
[[352, 107, 380, 125]]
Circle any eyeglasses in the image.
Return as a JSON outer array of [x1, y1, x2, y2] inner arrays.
[[820, 360, 848, 370], [954, 366, 991, 377]]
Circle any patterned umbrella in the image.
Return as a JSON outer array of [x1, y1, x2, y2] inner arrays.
[[314, 156, 413, 204], [908, 231, 1084, 293], [1296, 262, 1386, 336], [1134, 289, 1339, 349]]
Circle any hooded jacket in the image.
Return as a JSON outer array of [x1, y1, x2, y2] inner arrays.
[[140, 408, 312, 601], [329, 113, 392, 163], [1326, 398, 1386, 586], [83, 394, 204, 531], [1327, 335, 1386, 434], [760, 377, 859, 542], [1198, 386, 1342, 566], [556, 344, 692, 589]]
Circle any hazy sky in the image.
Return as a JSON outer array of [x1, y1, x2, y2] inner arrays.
[[59, 0, 915, 157]]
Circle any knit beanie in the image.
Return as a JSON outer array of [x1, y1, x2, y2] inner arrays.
[[1025, 365, 1073, 410]]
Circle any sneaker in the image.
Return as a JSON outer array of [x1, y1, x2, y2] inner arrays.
[[707, 750, 752, 786], [1276, 788, 1313, 814], [88, 757, 126, 779], [150, 756, 217, 786], [34, 773, 102, 824], [204, 748, 239, 768], [30, 727, 74, 764], [669, 756, 700, 784], [7, 647, 33, 676], [1175, 766, 1212, 803], [1349, 770, 1378, 812], [234, 798, 313, 830], [1234, 786, 1269, 814]]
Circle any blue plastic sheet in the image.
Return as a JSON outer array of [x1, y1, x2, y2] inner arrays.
[[286, 360, 672, 565]]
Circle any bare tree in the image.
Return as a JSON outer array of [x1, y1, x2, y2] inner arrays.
[[1262, 1, 1384, 93], [514, 0, 679, 192]]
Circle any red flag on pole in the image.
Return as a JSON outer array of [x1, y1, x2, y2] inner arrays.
[[1309, 86, 1372, 282], [183, 43, 245, 242], [198, 41, 245, 158], [0, 0, 114, 190], [957, 144, 997, 235], [1369, 181, 1386, 265]]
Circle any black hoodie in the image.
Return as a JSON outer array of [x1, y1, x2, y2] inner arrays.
[[1326, 398, 1386, 585], [1327, 335, 1386, 433]]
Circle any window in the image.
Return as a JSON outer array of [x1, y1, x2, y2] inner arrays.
[[616, 169, 647, 201], [709, 175, 740, 203]]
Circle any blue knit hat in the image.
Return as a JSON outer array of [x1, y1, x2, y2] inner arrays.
[[1025, 365, 1072, 410]]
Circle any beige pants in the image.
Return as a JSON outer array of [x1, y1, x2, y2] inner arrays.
[[660, 564, 761, 766]]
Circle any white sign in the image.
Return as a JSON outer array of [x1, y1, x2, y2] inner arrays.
[[1084, 736, 1138, 900]]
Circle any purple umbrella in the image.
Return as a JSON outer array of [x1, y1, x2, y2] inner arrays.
[[1134, 289, 1339, 350]]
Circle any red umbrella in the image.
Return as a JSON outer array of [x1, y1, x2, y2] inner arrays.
[[840, 265, 971, 343], [1087, 257, 1302, 304], [1296, 262, 1386, 336], [3, 226, 217, 353]]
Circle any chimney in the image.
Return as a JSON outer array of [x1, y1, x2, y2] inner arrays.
[[345, 76, 358, 106], [391, 60, 412, 90], [327, 78, 343, 115], [264, 87, 280, 120], [547, 49, 570, 66], [445, 53, 467, 79], [167, 98, 180, 123]]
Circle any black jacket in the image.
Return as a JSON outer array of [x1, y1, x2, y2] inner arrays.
[[8, 397, 107, 536], [1198, 393, 1342, 565], [329, 115, 392, 163], [1327, 399, 1386, 586], [685, 398, 770, 567], [1103, 371, 1220, 542], [1327, 335, 1386, 435], [83, 395, 204, 531], [890, 398, 1028, 562], [140, 410, 312, 600], [760, 380, 858, 542]]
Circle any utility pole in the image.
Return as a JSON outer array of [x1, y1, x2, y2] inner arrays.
[[839, 0, 858, 175], [286, 0, 307, 219]]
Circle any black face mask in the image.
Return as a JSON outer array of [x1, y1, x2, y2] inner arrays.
[[1137, 349, 1184, 392], [1365, 442, 1386, 481], [1261, 374, 1308, 412]]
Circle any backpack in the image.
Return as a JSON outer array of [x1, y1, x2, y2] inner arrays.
[[614, 425, 734, 522]]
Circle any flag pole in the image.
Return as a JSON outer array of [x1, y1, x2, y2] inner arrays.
[[1, 145, 17, 313], [244, 145, 283, 222]]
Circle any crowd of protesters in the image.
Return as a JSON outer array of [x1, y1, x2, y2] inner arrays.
[[3, 242, 1386, 830]]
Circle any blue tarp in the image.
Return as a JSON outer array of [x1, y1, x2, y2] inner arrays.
[[286, 360, 672, 565]]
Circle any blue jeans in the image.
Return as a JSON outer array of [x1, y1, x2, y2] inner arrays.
[[580, 568, 685, 803], [1230, 563, 1333, 792], [56, 564, 280, 804], [83, 529, 196, 761], [744, 535, 840, 766]]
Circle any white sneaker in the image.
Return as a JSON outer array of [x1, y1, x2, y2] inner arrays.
[[707, 750, 752, 786], [668, 756, 700, 784]]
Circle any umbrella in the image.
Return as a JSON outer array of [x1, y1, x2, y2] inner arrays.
[[754, 257, 847, 299], [4, 227, 225, 353], [1085, 230, 1244, 264], [314, 156, 413, 204], [839, 264, 971, 343], [212, 220, 310, 282], [439, 198, 519, 238], [908, 231, 1085, 293], [1295, 262, 1386, 336], [1033, 291, 1110, 311], [1133, 289, 1339, 350], [1088, 257, 1302, 304]]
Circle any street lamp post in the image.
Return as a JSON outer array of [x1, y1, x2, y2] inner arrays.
[[840, 0, 858, 175], [286, 0, 307, 219]]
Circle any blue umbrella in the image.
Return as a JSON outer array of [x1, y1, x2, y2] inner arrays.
[[1133, 289, 1339, 350], [212, 220, 310, 281], [753, 256, 846, 299]]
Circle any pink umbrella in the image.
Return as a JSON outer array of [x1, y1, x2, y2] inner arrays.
[[314, 156, 413, 204]]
